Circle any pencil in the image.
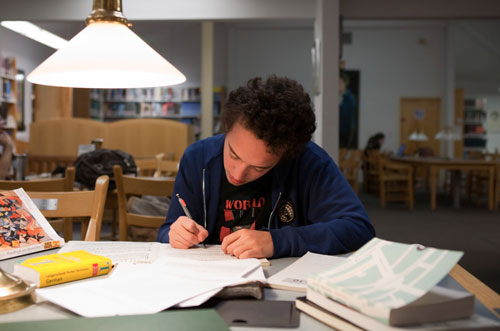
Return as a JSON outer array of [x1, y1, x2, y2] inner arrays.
[[176, 194, 206, 248]]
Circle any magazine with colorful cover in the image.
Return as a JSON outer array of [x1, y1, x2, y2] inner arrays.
[[0, 188, 64, 260]]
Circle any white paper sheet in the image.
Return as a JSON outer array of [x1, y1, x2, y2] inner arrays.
[[59, 241, 160, 264], [37, 255, 263, 317], [267, 252, 346, 292], [176, 260, 267, 308]]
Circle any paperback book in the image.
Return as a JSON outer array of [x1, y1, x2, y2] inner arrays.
[[0, 188, 64, 260], [301, 290, 500, 331], [13, 250, 112, 287], [308, 237, 468, 326]]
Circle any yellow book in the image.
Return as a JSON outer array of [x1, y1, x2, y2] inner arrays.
[[13, 250, 112, 287]]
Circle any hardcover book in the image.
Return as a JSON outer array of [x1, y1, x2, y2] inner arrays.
[[13, 250, 112, 287], [0, 188, 64, 260]]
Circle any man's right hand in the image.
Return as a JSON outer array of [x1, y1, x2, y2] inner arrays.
[[168, 216, 209, 249]]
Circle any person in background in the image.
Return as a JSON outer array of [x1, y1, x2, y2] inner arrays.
[[0, 130, 14, 179], [157, 75, 375, 259], [364, 132, 385, 154], [339, 71, 357, 148]]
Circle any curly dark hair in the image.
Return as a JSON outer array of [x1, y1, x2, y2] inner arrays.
[[221, 75, 316, 160]]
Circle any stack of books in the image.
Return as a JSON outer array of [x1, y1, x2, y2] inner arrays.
[[296, 238, 500, 330]]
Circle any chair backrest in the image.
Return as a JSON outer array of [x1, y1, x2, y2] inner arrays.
[[363, 150, 381, 174], [135, 157, 158, 177], [154, 159, 179, 178], [0, 166, 75, 192], [113, 165, 175, 241], [27, 175, 109, 241], [27, 155, 77, 175]]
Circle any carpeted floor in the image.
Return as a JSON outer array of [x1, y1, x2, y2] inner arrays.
[[360, 191, 500, 294]]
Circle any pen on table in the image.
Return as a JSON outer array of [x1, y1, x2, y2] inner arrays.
[[176, 193, 206, 248]]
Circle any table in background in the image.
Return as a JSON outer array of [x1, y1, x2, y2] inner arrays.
[[392, 156, 498, 210]]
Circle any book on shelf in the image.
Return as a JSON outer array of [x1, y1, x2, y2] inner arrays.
[[13, 250, 112, 287], [307, 237, 471, 326], [0, 188, 64, 260]]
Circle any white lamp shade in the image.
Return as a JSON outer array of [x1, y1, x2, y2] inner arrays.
[[409, 131, 428, 141], [27, 22, 186, 88], [435, 128, 460, 140]]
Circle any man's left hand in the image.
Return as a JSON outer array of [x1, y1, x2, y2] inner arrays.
[[221, 229, 274, 259]]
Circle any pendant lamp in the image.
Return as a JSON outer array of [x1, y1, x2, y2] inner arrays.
[[27, 0, 186, 88]]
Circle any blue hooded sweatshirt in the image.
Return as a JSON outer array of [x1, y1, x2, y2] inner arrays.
[[157, 134, 375, 258]]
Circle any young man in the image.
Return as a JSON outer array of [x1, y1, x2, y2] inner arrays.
[[157, 76, 375, 258]]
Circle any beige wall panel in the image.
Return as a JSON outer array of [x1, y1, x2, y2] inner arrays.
[[104, 119, 194, 160], [29, 118, 106, 156]]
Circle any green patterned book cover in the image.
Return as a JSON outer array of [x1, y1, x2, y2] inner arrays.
[[308, 238, 464, 325]]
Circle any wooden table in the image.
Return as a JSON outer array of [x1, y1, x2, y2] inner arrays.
[[0, 247, 499, 327], [391, 157, 498, 210]]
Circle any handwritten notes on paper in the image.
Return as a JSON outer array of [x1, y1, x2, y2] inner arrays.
[[39, 241, 265, 317]]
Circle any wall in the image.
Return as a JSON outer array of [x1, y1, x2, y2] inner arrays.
[[0, 26, 53, 142], [227, 22, 313, 96], [342, 20, 447, 152]]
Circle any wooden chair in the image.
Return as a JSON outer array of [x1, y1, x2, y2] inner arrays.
[[378, 156, 414, 209], [362, 150, 381, 194], [135, 153, 179, 178], [114, 165, 175, 241], [339, 149, 362, 194], [154, 159, 179, 178], [0, 167, 76, 240], [26, 155, 77, 175], [0, 166, 75, 192], [467, 151, 499, 206], [27, 175, 109, 241], [495, 164, 500, 210], [135, 156, 160, 177]]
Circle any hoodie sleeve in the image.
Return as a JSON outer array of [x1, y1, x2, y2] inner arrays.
[[157, 145, 204, 243], [269, 157, 375, 258]]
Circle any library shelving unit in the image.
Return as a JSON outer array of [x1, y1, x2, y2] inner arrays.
[[0, 56, 18, 140], [463, 98, 487, 156], [90, 86, 225, 140]]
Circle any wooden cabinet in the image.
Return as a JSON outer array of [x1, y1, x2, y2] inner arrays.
[[33, 84, 73, 121]]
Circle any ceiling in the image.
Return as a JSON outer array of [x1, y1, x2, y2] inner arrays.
[[34, 18, 500, 96]]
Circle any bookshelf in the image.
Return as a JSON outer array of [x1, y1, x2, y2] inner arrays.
[[0, 56, 18, 139], [90, 86, 225, 140], [463, 98, 487, 155]]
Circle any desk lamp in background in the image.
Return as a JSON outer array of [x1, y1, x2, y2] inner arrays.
[[26, 0, 186, 89], [408, 129, 428, 157], [435, 126, 461, 159]]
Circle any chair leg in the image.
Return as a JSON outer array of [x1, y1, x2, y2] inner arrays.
[[63, 217, 73, 241], [379, 181, 386, 208], [81, 220, 89, 240], [409, 176, 414, 210]]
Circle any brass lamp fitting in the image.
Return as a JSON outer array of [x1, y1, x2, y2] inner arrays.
[[86, 0, 132, 26]]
